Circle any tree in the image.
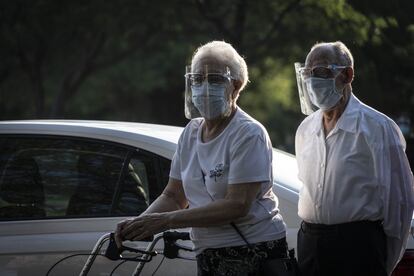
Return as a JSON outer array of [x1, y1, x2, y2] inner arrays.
[[0, 0, 174, 118], [0, 0, 411, 152]]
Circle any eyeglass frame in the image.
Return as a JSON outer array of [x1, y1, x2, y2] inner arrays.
[[184, 68, 235, 87], [296, 63, 349, 79]]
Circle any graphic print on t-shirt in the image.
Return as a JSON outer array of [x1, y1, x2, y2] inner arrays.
[[209, 163, 224, 182]]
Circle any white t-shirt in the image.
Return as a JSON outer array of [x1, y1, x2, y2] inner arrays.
[[170, 107, 286, 254]]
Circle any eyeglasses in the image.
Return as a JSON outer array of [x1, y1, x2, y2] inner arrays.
[[185, 72, 233, 87], [299, 64, 347, 79]]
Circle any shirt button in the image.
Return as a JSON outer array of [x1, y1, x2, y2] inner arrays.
[[320, 163, 325, 168], [318, 184, 322, 189]]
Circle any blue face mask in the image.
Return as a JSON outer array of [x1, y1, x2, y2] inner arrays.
[[305, 77, 343, 111], [191, 83, 229, 120]]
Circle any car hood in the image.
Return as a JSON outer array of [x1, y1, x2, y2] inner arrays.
[[273, 148, 302, 193]]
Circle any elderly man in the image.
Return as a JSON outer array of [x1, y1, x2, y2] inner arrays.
[[294, 41, 414, 276]]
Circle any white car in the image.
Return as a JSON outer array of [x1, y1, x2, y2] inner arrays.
[[0, 120, 412, 276]]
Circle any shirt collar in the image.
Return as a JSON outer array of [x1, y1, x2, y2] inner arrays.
[[336, 93, 359, 134], [309, 110, 323, 135], [310, 93, 360, 135]]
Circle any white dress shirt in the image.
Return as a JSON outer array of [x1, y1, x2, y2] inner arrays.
[[295, 93, 414, 274]]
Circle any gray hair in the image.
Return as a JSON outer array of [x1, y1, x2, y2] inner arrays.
[[191, 41, 249, 91], [310, 41, 354, 68]]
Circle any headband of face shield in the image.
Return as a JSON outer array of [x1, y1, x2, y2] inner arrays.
[[294, 62, 347, 115], [184, 65, 234, 120]]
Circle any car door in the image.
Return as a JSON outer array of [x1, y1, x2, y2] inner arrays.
[[0, 134, 195, 276]]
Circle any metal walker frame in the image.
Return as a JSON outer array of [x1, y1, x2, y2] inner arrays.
[[79, 231, 194, 276]]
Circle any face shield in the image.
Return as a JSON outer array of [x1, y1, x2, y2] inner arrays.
[[294, 62, 348, 115], [184, 65, 234, 120], [294, 62, 318, 115]]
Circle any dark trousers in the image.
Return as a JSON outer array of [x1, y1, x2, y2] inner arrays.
[[297, 220, 387, 276]]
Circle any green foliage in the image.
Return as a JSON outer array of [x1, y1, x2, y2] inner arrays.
[[241, 59, 297, 120], [0, 0, 412, 153]]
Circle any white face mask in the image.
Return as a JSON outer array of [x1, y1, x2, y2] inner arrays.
[[191, 83, 230, 120], [305, 77, 343, 111]]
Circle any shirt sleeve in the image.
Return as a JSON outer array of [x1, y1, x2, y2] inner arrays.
[[372, 121, 414, 274], [228, 128, 273, 184], [169, 131, 184, 180]]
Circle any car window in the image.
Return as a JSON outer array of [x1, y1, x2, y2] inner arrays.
[[112, 154, 151, 215], [112, 151, 171, 215], [0, 136, 128, 220]]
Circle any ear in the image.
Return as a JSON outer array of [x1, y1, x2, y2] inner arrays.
[[233, 79, 242, 91], [231, 80, 242, 100], [342, 67, 354, 84]]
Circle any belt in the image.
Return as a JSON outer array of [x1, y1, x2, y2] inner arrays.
[[301, 220, 382, 233]]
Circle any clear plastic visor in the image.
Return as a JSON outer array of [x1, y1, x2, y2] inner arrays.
[[294, 62, 347, 115], [184, 65, 233, 119], [294, 62, 318, 115]]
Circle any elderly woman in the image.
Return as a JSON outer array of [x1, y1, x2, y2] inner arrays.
[[115, 41, 287, 275]]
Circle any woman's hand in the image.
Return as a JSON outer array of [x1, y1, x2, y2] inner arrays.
[[114, 218, 134, 248], [120, 213, 170, 242], [114, 178, 186, 248]]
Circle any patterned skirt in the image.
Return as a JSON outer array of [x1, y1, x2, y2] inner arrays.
[[196, 237, 288, 276]]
